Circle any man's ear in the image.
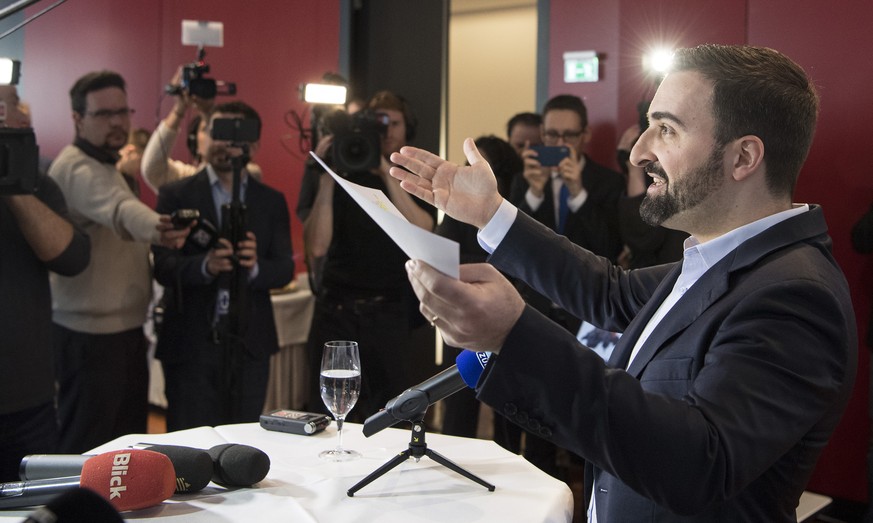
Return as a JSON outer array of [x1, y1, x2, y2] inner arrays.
[[578, 125, 592, 148], [72, 111, 83, 135], [730, 135, 764, 182]]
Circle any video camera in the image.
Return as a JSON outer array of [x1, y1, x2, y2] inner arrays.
[[211, 117, 260, 144], [165, 21, 235, 100], [0, 128, 39, 195], [165, 53, 236, 100], [321, 108, 388, 173]]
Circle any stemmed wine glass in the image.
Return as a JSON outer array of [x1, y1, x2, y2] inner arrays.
[[319, 340, 362, 461]]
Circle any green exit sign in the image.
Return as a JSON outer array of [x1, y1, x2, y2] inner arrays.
[[563, 51, 599, 83]]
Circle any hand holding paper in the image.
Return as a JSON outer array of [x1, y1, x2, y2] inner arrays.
[[310, 152, 459, 278]]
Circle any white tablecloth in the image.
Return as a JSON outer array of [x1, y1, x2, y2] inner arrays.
[[0, 423, 574, 522]]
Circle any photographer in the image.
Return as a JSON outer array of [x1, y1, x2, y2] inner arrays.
[[152, 101, 294, 431], [141, 66, 260, 193], [0, 84, 90, 481], [297, 91, 435, 421]]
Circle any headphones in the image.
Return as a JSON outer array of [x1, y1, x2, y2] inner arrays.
[[369, 91, 417, 143]]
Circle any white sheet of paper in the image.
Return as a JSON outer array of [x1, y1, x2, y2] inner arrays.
[[310, 152, 459, 279]]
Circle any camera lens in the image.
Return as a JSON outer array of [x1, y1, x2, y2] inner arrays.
[[333, 132, 380, 172]]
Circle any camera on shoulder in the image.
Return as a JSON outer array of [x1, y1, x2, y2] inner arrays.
[[321, 109, 388, 173], [0, 128, 39, 195]]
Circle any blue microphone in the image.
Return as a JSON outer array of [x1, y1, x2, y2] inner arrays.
[[456, 350, 491, 388], [362, 351, 492, 437]]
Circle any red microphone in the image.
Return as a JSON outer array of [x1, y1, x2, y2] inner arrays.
[[0, 449, 175, 512]]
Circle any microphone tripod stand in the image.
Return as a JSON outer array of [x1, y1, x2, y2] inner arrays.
[[347, 418, 495, 497], [216, 144, 249, 425]]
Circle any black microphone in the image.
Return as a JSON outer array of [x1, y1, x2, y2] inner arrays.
[[23, 487, 123, 523], [206, 444, 270, 487], [20, 444, 213, 493], [362, 351, 492, 437]]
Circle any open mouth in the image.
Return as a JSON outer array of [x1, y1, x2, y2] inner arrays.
[[649, 174, 666, 187]]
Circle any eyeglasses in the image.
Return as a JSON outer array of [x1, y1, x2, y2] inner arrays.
[[543, 129, 584, 143], [85, 107, 135, 120]]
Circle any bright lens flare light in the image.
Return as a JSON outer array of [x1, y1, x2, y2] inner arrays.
[[644, 49, 674, 75], [303, 83, 348, 105], [0, 58, 21, 85]]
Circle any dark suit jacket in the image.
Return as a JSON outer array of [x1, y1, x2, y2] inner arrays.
[[511, 155, 624, 261], [478, 207, 856, 522], [510, 155, 624, 332], [152, 169, 294, 363]]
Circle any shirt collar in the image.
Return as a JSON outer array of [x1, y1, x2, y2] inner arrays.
[[206, 163, 249, 191], [74, 136, 119, 164], [685, 203, 810, 273]]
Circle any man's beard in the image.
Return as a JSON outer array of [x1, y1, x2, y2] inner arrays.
[[102, 127, 128, 153], [639, 147, 724, 227]]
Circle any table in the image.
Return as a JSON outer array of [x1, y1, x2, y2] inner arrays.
[[0, 423, 574, 522]]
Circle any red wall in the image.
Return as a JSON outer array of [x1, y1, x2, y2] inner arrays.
[[550, 0, 873, 502], [22, 0, 341, 265]]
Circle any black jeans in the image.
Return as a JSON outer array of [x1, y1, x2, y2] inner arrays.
[[0, 402, 59, 482], [52, 324, 148, 454]]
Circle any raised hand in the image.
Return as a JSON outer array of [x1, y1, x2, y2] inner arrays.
[[389, 137, 504, 229]]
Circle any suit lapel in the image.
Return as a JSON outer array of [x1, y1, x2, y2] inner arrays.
[[541, 178, 558, 231], [625, 260, 731, 377], [618, 205, 830, 377], [192, 170, 220, 229], [607, 264, 681, 369]]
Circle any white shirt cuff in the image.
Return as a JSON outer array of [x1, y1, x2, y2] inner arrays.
[[525, 189, 544, 212], [567, 188, 588, 212], [477, 199, 518, 254]]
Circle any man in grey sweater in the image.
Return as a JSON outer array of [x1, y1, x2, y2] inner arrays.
[[49, 70, 188, 453]]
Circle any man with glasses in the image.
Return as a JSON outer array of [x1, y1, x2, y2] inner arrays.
[[504, 94, 624, 477], [514, 94, 624, 262], [48, 70, 189, 453]]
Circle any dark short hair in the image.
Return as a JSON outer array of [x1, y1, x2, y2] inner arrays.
[[69, 71, 126, 115], [506, 112, 542, 138], [672, 44, 819, 197], [542, 94, 588, 130], [209, 100, 262, 139], [474, 135, 522, 198]]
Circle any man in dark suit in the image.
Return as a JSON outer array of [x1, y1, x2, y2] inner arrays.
[[513, 95, 624, 264], [506, 96, 624, 476], [153, 101, 294, 431], [390, 44, 856, 522]]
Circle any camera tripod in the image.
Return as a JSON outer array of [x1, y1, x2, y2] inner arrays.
[[347, 419, 495, 497]]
